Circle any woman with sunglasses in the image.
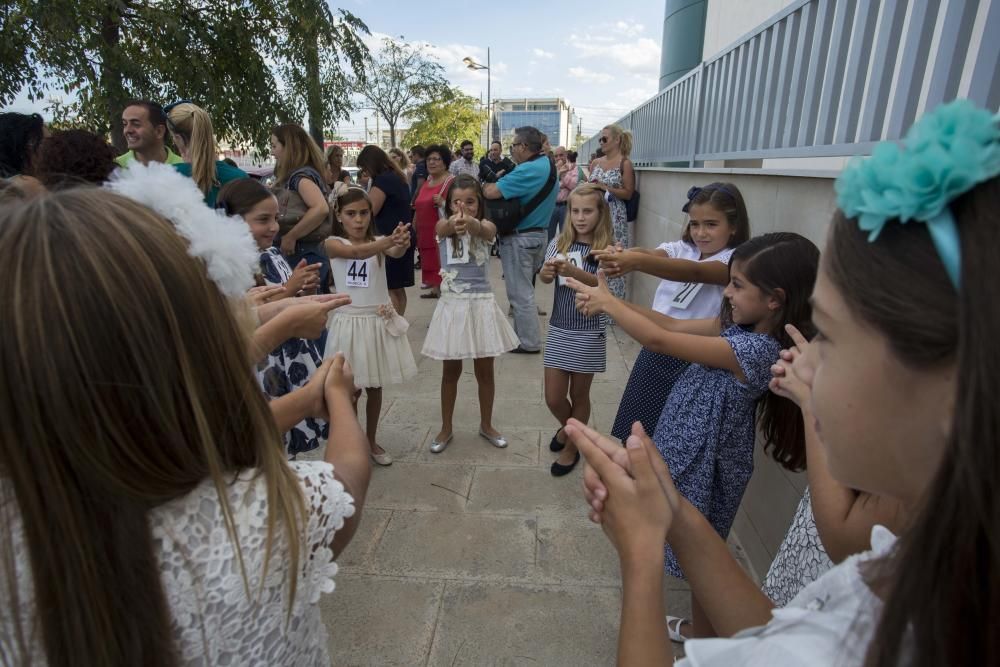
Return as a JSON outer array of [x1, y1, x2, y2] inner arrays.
[[165, 101, 246, 207], [588, 124, 635, 300]]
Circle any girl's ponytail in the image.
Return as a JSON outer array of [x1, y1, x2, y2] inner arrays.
[[169, 103, 218, 196]]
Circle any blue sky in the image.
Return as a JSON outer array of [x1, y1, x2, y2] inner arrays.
[[9, 1, 665, 141]]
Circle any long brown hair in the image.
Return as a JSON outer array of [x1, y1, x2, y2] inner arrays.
[[272, 123, 326, 184], [357, 144, 406, 185], [725, 232, 819, 471], [167, 102, 218, 196], [556, 183, 613, 255], [827, 177, 998, 667], [0, 189, 307, 665]]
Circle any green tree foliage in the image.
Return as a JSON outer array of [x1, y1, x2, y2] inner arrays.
[[404, 87, 486, 154], [352, 38, 448, 148], [276, 4, 369, 147], [0, 1, 369, 153]]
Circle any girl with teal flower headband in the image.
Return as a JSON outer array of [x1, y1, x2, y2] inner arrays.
[[558, 99, 1000, 667]]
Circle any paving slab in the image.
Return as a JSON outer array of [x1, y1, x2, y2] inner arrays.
[[320, 575, 444, 667], [372, 512, 537, 581], [383, 396, 557, 431], [466, 466, 588, 516], [337, 508, 392, 571], [534, 514, 623, 586], [364, 462, 474, 512], [425, 581, 620, 667]]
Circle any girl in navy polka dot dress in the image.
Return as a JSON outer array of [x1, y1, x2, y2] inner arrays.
[[569, 232, 819, 641]]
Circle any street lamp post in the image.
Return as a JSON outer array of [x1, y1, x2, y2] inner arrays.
[[463, 48, 491, 146]]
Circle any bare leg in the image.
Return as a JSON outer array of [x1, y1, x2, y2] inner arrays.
[[389, 288, 407, 317], [544, 366, 572, 432], [365, 387, 384, 455], [437, 360, 462, 441], [555, 372, 593, 465], [689, 593, 716, 638], [474, 357, 501, 437]]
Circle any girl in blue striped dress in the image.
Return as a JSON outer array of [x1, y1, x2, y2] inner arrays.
[[538, 184, 615, 476]]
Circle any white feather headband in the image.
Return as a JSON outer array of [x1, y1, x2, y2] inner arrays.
[[105, 162, 259, 297]]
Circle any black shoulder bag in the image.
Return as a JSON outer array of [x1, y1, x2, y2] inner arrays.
[[485, 156, 557, 236]]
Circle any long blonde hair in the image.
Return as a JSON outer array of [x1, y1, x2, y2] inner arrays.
[[272, 124, 327, 185], [0, 188, 307, 665], [556, 183, 613, 255], [603, 123, 633, 158], [167, 102, 219, 196]]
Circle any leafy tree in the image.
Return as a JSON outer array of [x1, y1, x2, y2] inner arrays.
[[0, 1, 370, 153], [276, 4, 369, 147], [404, 87, 486, 154], [351, 38, 447, 148]]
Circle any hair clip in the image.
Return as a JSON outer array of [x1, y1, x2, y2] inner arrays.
[[835, 99, 1000, 288]]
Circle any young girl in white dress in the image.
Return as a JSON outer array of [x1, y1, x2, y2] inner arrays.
[[422, 174, 520, 453], [324, 187, 417, 466]]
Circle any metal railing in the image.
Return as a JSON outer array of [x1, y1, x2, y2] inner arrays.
[[579, 0, 999, 166]]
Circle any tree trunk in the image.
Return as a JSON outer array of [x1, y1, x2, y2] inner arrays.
[[100, 2, 127, 151], [387, 119, 396, 148], [304, 34, 325, 147]]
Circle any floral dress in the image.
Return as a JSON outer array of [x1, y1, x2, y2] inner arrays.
[[589, 161, 629, 300], [653, 324, 781, 579], [258, 247, 328, 457], [762, 487, 835, 606]]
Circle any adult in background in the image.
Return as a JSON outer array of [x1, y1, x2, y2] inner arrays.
[[483, 126, 557, 353], [589, 123, 635, 299], [412, 145, 454, 299], [270, 124, 332, 294], [408, 145, 428, 201], [357, 145, 416, 315], [116, 100, 184, 168], [166, 101, 246, 207], [0, 112, 46, 197], [388, 147, 413, 184], [548, 146, 580, 240], [449, 140, 479, 178], [324, 145, 352, 189], [36, 130, 117, 188], [479, 140, 515, 183]]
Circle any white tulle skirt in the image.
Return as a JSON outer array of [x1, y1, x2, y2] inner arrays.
[[325, 304, 417, 388], [422, 292, 520, 360]]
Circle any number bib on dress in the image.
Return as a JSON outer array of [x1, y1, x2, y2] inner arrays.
[[670, 281, 705, 310], [446, 233, 471, 265], [345, 258, 371, 287], [558, 250, 584, 286]]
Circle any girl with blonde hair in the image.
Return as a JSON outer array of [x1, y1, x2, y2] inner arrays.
[[0, 186, 371, 664], [165, 101, 246, 206]]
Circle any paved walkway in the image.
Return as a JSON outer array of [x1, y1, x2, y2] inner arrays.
[[313, 259, 695, 666]]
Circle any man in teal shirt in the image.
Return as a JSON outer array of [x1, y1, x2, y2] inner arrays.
[[115, 101, 184, 168], [484, 126, 558, 353]]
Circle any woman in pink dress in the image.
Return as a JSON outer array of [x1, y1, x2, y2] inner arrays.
[[412, 144, 454, 299]]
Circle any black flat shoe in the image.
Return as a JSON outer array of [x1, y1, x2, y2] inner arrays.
[[510, 345, 541, 354], [550, 452, 580, 477], [549, 428, 565, 452]]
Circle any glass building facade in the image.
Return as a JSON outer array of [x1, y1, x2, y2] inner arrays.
[[491, 99, 577, 149]]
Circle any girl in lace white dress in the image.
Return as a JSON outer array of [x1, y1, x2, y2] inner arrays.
[[324, 187, 417, 466], [0, 184, 372, 666], [422, 174, 520, 453]]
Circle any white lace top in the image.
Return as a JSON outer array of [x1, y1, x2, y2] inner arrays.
[[2, 460, 354, 665]]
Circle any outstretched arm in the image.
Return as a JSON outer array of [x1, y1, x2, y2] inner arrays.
[[568, 274, 740, 377], [325, 233, 402, 260], [595, 248, 731, 285]]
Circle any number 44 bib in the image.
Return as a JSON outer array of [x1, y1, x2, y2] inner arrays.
[[345, 258, 371, 288]]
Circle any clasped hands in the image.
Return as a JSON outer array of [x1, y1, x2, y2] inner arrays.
[[591, 243, 637, 278], [564, 270, 616, 317], [567, 419, 682, 561], [447, 202, 481, 236]]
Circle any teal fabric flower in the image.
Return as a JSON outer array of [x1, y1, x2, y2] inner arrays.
[[835, 99, 1000, 287]]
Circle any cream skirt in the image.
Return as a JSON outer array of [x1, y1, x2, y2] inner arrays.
[[325, 304, 417, 388], [422, 292, 520, 360]]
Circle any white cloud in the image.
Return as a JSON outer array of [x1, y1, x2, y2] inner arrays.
[[568, 67, 614, 84], [532, 48, 555, 59], [613, 21, 646, 37], [569, 35, 661, 74]]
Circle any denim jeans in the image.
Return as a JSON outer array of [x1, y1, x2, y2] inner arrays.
[[548, 202, 566, 241], [499, 230, 547, 351]]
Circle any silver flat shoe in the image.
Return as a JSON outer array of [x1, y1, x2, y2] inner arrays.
[[479, 430, 508, 448], [429, 434, 453, 453]]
